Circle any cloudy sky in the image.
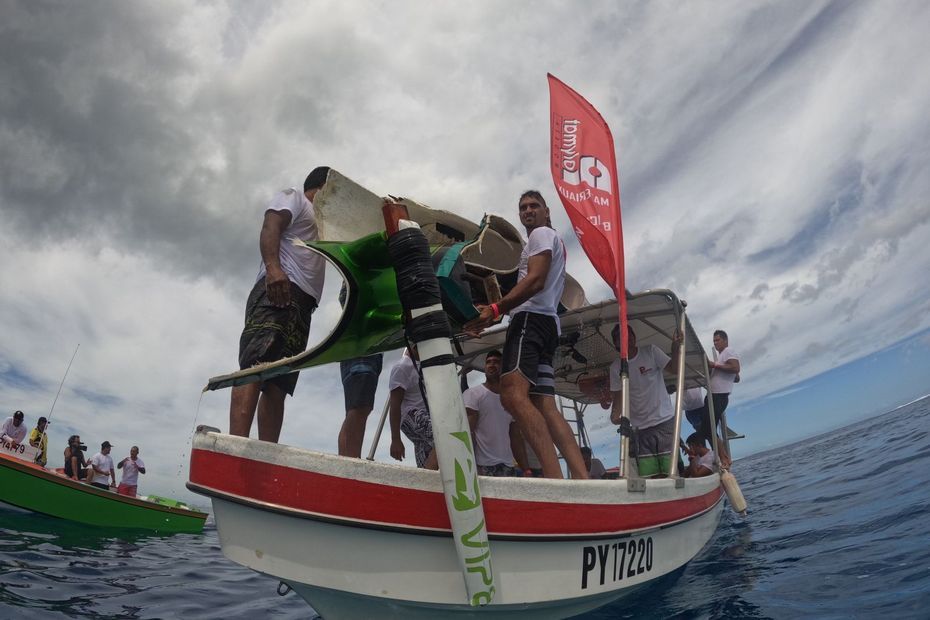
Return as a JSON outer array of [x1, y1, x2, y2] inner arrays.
[[2, 0, 929, 499]]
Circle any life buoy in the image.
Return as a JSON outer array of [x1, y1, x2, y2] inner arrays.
[[721, 469, 747, 514]]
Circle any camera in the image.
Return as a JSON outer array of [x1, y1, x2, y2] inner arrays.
[[77, 443, 87, 451]]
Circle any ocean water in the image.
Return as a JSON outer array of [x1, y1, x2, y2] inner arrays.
[[2, 397, 929, 619]]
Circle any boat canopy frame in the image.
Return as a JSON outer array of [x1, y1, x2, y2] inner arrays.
[[449, 290, 729, 477], [453, 291, 709, 403]]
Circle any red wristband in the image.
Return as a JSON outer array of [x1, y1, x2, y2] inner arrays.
[[490, 303, 500, 319]]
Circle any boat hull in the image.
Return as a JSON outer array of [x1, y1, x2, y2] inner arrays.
[[0, 452, 207, 533], [211, 495, 719, 619], [189, 430, 723, 617]]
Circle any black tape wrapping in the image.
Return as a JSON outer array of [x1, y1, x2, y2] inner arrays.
[[406, 310, 452, 344], [388, 227, 442, 311], [420, 354, 454, 369]]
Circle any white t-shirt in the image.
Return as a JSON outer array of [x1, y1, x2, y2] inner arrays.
[[609, 344, 674, 430], [511, 227, 566, 321], [463, 384, 514, 467], [696, 449, 718, 474], [1, 417, 27, 444], [119, 457, 146, 486], [681, 387, 705, 411], [389, 356, 427, 415], [255, 187, 326, 301], [89, 452, 115, 486], [709, 347, 739, 394]]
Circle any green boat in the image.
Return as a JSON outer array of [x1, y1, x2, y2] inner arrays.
[[0, 451, 208, 534]]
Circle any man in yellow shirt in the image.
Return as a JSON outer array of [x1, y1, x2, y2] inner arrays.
[[28, 416, 48, 466]]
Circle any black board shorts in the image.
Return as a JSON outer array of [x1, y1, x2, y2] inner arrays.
[[238, 277, 317, 396], [502, 311, 558, 396]]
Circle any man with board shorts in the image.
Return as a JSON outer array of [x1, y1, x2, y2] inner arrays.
[[466, 190, 587, 479], [609, 324, 682, 477], [338, 354, 383, 457], [388, 347, 437, 469], [229, 166, 329, 443]]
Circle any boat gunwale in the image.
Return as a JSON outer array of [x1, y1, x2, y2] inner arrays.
[[189, 432, 724, 540], [188, 478, 724, 542], [190, 430, 721, 503]]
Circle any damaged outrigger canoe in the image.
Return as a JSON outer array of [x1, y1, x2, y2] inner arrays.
[[188, 170, 737, 619]]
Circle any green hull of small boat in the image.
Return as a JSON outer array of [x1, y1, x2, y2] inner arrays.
[[0, 453, 207, 534]]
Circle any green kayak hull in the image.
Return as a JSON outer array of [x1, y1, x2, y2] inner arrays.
[[0, 453, 207, 534], [206, 231, 477, 391]]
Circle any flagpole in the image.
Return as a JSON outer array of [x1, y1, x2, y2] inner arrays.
[[547, 73, 631, 475], [613, 273, 631, 479]]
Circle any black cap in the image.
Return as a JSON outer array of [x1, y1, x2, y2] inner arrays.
[[13, 410, 24, 419], [101, 441, 113, 449]]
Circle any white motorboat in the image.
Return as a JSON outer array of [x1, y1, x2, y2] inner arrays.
[[188, 171, 739, 618]]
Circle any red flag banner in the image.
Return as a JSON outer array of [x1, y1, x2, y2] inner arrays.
[[547, 73, 629, 358]]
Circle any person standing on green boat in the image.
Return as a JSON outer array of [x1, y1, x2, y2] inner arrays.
[[28, 416, 48, 466], [116, 446, 146, 497], [88, 441, 116, 490]]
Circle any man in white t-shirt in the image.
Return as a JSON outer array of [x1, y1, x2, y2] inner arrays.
[[230, 166, 330, 443], [463, 350, 524, 477], [388, 348, 437, 469], [1, 410, 28, 449], [116, 445, 146, 497], [609, 325, 682, 477], [464, 191, 587, 480], [88, 441, 117, 490], [695, 329, 741, 450], [683, 433, 718, 477]]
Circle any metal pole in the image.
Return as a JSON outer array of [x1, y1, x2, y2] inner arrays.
[[46, 344, 80, 427], [720, 407, 732, 458], [385, 206, 493, 606], [365, 398, 391, 461], [702, 356, 721, 467], [668, 312, 687, 478], [36, 344, 80, 463], [618, 368, 631, 479]]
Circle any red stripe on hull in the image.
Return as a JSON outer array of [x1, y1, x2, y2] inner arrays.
[[190, 449, 721, 535]]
